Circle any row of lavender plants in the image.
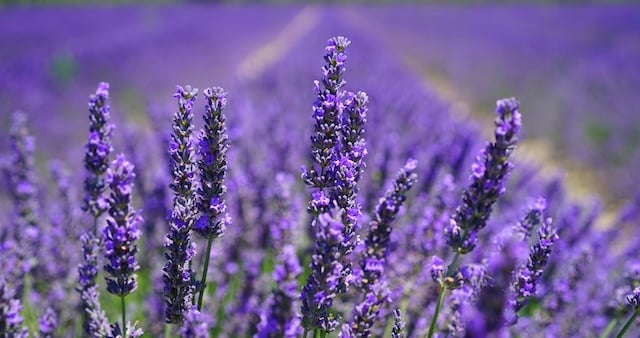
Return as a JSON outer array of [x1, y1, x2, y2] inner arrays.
[[2, 35, 640, 338], [359, 5, 640, 201]]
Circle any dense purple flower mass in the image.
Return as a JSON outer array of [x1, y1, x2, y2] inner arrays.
[[1, 11, 640, 338]]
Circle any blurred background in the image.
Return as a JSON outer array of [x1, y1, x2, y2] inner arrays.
[[1, 1, 639, 214]]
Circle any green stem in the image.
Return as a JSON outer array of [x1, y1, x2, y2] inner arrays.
[[197, 237, 215, 310], [313, 328, 322, 338], [93, 217, 98, 237], [600, 318, 618, 338], [427, 284, 447, 338], [165, 324, 172, 338], [302, 328, 309, 338], [121, 296, 126, 335], [616, 309, 639, 338], [427, 251, 462, 338]]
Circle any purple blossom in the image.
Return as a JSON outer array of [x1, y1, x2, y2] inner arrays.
[[83, 82, 114, 220], [181, 307, 209, 338], [302, 36, 352, 216], [38, 307, 58, 338], [445, 98, 521, 254], [301, 211, 346, 333], [195, 86, 229, 240], [164, 85, 199, 324], [0, 278, 28, 338], [511, 217, 558, 314], [77, 232, 110, 337], [345, 159, 417, 337], [103, 154, 142, 297]]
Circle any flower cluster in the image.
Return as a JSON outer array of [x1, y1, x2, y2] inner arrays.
[[445, 98, 522, 254], [195, 86, 229, 239], [103, 154, 142, 297], [83, 82, 114, 220], [163, 85, 199, 324]]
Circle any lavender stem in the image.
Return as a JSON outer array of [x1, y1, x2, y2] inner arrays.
[[616, 309, 639, 338], [196, 237, 214, 310]]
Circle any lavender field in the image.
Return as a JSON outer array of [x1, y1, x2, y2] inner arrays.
[[1, 4, 640, 338]]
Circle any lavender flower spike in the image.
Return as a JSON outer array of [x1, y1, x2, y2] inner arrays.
[[0, 278, 28, 338], [445, 97, 521, 254], [8, 112, 39, 277], [511, 217, 558, 315], [180, 307, 209, 338], [301, 210, 347, 333], [302, 36, 351, 217], [38, 307, 58, 338], [104, 154, 142, 297], [195, 86, 229, 239], [193, 86, 230, 310], [83, 82, 114, 223], [77, 232, 110, 337], [164, 85, 199, 324], [345, 159, 417, 337]]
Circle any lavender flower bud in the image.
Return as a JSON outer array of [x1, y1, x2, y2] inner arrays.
[[38, 307, 58, 338], [445, 98, 521, 254], [181, 306, 209, 338], [103, 154, 142, 297], [164, 85, 199, 324], [83, 82, 114, 219], [626, 286, 640, 309], [108, 322, 143, 338], [195, 86, 229, 239], [430, 255, 445, 284], [392, 309, 406, 338]]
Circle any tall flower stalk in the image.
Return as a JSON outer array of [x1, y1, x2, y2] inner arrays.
[[194, 86, 230, 311], [163, 85, 199, 325], [343, 159, 418, 337], [83, 82, 114, 235], [301, 36, 363, 336], [103, 154, 142, 333], [427, 98, 521, 338]]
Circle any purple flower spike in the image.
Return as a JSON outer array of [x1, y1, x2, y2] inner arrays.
[[83, 82, 114, 220], [38, 307, 58, 338], [511, 217, 558, 315], [301, 210, 347, 333], [77, 232, 110, 337], [0, 279, 29, 338], [103, 154, 141, 297], [181, 307, 209, 338], [303, 36, 352, 217], [346, 159, 417, 337], [195, 86, 230, 240], [445, 98, 522, 254], [164, 85, 199, 324]]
